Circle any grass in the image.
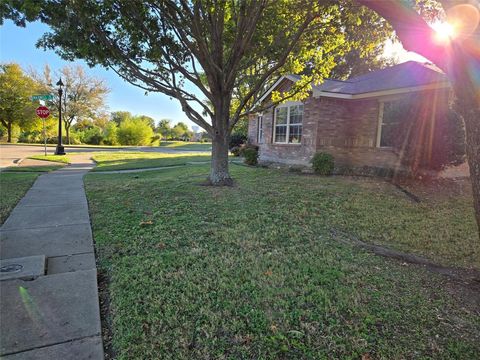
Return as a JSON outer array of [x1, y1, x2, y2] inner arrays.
[[28, 154, 71, 164], [85, 165, 479, 359], [91, 152, 212, 171], [159, 141, 212, 151], [2, 165, 64, 172], [0, 172, 39, 224], [0, 142, 130, 148]]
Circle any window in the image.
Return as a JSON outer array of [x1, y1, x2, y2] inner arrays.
[[274, 103, 303, 144], [257, 115, 264, 143], [378, 100, 402, 148]]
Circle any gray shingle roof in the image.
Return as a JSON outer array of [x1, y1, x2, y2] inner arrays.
[[313, 61, 448, 95]]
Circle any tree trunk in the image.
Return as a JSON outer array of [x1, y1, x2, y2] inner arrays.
[[65, 125, 70, 145], [209, 132, 233, 186], [7, 122, 12, 143]]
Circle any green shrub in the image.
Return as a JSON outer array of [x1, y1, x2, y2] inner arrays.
[[117, 118, 154, 145], [229, 133, 247, 150], [243, 147, 258, 166], [230, 146, 241, 157], [311, 152, 334, 175]]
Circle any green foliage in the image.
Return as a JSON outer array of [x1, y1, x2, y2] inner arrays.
[[0, 63, 38, 142], [243, 147, 259, 166], [311, 152, 334, 175], [117, 118, 155, 146], [230, 146, 242, 157], [103, 121, 118, 145], [229, 133, 247, 150], [110, 111, 132, 126]]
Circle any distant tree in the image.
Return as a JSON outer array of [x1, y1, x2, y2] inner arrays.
[[117, 117, 154, 145], [136, 115, 156, 130], [110, 111, 132, 126], [171, 122, 190, 140], [0, 63, 37, 142], [102, 121, 118, 145], [157, 119, 172, 140], [32, 64, 109, 144]]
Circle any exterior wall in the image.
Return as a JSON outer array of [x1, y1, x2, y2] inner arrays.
[[247, 92, 397, 168], [247, 81, 451, 172], [313, 97, 399, 168]]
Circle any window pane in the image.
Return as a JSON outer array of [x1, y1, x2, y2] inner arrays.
[[381, 101, 401, 147], [289, 105, 304, 124], [275, 107, 288, 124], [289, 125, 302, 143], [275, 125, 287, 143]]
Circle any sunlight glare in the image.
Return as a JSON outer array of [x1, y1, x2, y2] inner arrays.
[[432, 21, 455, 43]]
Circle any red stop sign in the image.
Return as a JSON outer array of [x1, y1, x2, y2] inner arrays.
[[36, 106, 50, 118]]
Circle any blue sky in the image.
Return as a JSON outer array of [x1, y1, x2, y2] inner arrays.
[[0, 20, 196, 129]]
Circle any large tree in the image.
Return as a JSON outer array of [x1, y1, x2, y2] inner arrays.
[[2, 0, 388, 185], [356, 0, 480, 235], [32, 64, 109, 144], [0, 63, 37, 142]]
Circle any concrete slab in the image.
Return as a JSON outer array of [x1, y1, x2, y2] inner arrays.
[[0, 224, 94, 259], [1, 203, 90, 230], [48, 253, 96, 274], [0, 255, 46, 281], [18, 189, 87, 207], [2, 336, 104, 360], [0, 269, 101, 355]]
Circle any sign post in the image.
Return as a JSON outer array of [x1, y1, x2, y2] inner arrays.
[[36, 106, 50, 156], [32, 94, 54, 101]]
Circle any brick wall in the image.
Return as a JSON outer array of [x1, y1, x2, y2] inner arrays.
[[247, 82, 451, 172]]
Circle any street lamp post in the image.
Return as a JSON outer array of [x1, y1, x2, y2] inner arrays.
[[55, 78, 66, 155]]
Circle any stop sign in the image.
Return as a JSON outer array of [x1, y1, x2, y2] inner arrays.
[[36, 106, 50, 118]]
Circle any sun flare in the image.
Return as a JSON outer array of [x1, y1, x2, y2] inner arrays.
[[432, 21, 455, 42]]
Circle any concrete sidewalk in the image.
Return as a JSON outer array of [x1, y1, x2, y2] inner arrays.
[[0, 158, 104, 359]]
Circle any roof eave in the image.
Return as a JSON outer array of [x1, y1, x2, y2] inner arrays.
[[312, 81, 451, 100]]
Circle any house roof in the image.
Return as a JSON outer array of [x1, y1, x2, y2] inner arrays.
[[257, 61, 450, 103], [313, 61, 449, 96]]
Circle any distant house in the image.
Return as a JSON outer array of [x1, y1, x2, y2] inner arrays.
[[248, 61, 453, 174]]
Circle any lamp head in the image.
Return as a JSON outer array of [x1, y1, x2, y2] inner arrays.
[[56, 78, 64, 88]]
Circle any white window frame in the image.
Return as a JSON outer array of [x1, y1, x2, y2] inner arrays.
[[257, 114, 264, 143], [377, 99, 403, 149], [273, 101, 304, 144]]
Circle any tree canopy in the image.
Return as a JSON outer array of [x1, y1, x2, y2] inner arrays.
[[0, 63, 38, 142], [1, 0, 392, 184]]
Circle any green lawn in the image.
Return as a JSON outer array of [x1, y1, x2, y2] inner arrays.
[[28, 154, 71, 164], [159, 141, 212, 151], [0, 172, 39, 224], [2, 165, 64, 172], [91, 152, 212, 171], [85, 165, 479, 359]]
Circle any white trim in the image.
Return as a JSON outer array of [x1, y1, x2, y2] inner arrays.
[[257, 114, 264, 143], [255, 75, 301, 106], [312, 82, 450, 100], [376, 102, 384, 148], [273, 102, 304, 144]]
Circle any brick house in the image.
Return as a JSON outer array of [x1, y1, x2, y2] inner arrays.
[[248, 61, 452, 174]]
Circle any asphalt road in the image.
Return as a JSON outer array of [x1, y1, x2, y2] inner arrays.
[[0, 144, 208, 168]]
